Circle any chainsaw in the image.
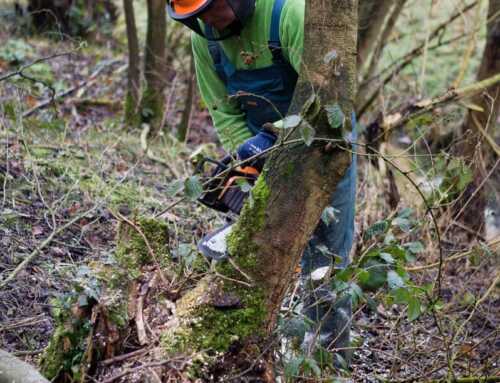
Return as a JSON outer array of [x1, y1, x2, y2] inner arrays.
[[195, 154, 262, 260]]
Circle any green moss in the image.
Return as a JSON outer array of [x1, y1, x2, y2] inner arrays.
[[124, 92, 141, 128], [226, 174, 270, 260], [192, 287, 266, 351], [284, 161, 295, 178], [140, 87, 163, 126], [40, 326, 65, 379], [80, 174, 142, 209], [114, 217, 170, 277], [162, 177, 270, 363], [162, 283, 266, 355], [40, 297, 92, 381]]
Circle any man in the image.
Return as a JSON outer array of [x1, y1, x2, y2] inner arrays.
[[167, 0, 356, 366]]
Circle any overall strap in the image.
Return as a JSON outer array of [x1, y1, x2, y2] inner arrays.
[[205, 25, 235, 84], [268, 0, 287, 63]]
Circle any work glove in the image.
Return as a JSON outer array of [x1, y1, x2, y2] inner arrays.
[[236, 130, 277, 161]]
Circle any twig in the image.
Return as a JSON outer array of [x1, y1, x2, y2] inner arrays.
[[448, 271, 500, 372], [99, 360, 172, 383], [406, 237, 500, 272], [471, 112, 500, 157], [22, 59, 122, 118], [0, 52, 71, 82], [452, 0, 484, 88], [357, 1, 479, 116], [100, 347, 150, 366], [446, 158, 500, 235], [140, 124, 181, 178], [136, 272, 158, 346], [378, 72, 500, 139], [0, 204, 99, 289]]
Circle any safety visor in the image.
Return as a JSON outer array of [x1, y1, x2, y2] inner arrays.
[[167, 0, 215, 20]]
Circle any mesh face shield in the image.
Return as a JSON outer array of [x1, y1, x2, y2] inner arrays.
[[167, 0, 256, 40], [226, 0, 256, 30]]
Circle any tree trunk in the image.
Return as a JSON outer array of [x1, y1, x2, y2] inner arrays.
[[177, 51, 195, 142], [360, 0, 407, 83], [454, 0, 500, 236], [123, 0, 141, 127], [141, 0, 167, 135], [357, 0, 396, 70], [163, 0, 358, 379]]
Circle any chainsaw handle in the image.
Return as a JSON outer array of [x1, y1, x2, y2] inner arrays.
[[194, 154, 233, 175]]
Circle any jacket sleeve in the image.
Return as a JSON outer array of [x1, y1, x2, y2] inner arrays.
[[191, 34, 253, 152], [280, 0, 304, 74]]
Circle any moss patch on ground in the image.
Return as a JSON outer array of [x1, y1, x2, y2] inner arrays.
[[114, 216, 170, 278]]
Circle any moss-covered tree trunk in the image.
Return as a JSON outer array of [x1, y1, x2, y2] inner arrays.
[[123, 0, 141, 127], [140, 0, 167, 136], [454, 0, 500, 236], [164, 0, 358, 378]]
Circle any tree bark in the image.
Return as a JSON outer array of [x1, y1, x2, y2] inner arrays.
[[360, 0, 407, 83], [123, 0, 141, 127], [164, 0, 358, 379], [357, 0, 396, 71], [177, 51, 195, 142], [141, 0, 167, 135], [454, 0, 500, 236]]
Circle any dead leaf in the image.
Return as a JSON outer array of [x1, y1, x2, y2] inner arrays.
[[25, 95, 38, 108], [32, 225, 44, 236]]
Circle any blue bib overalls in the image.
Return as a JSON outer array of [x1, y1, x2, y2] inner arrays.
[[206, 0, 356, 363]]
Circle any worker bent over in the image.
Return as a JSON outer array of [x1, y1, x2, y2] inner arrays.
[[167, 0, 357, 366]]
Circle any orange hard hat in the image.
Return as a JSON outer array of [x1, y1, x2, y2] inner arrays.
[[167, 0, 214, 20]]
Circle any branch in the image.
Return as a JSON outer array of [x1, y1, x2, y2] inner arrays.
[[0, 204, 99, 289], [406, 237, 500, 272], [380, 72, 500, 135], [22, 59, 123, 118], [357, 1, 478, 116], [0, 52, 71, 82]]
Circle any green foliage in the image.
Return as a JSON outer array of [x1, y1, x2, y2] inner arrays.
[[184, 176, 204, 201], [40, 266, 100, 380], [0, 39, 34, 64], [284, 355, 322, 381], [427, 154, 473, 205], [23, 62, 55, 84], [282, 114, 302, 129], [325, 103, 345, 129], [299, 120, 315, 146], [332, 208, 428, 321]]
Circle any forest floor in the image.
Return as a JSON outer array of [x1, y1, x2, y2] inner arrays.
[[1, 5, 499, 383]]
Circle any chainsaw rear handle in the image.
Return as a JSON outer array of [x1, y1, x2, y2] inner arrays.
[[194, 154, 232, 176], [195, 153, 260, 214]]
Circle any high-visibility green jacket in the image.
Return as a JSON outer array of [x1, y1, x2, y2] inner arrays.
[[191, 0, 304, 151]]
